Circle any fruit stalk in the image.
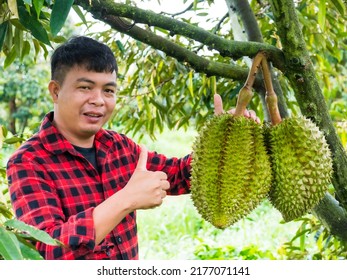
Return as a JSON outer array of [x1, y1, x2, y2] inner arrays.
[[261, 55, 282, 125], [234, 52, 264, 117]]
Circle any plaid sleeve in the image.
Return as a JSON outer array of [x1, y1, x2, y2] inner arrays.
[[7, 159, 96, 260], [154, 152, 192, 195], [132, 142, 192, 195]]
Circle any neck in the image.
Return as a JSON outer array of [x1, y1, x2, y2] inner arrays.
[[52, 119, 95, 148]]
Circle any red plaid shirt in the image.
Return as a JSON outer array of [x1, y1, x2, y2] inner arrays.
[[7, 112, 192, 260]]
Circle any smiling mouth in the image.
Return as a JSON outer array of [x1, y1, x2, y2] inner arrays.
[[83, 113, 103, 118]]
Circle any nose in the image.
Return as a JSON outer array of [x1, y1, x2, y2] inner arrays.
[[88, 90, 105, 106]]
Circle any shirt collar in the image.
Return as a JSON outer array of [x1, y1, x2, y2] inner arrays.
[[39, 112, 114, 155]]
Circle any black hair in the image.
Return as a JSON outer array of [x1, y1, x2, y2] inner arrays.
[[50, 36, 118, 83]]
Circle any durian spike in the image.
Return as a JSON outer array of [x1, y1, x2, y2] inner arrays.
[[234, 52, 264, 117], [261, 55, 282, 125]]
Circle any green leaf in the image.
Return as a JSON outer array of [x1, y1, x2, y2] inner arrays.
[[2, 125, 8, 138], [116, 39, 125, 54], [72, 5, 88, 26], [33, 0, 45, 19], [0, 21, 9, 52], [16, 236, 43, 260], [33, 38, 41, 57], [21, 40, 31, 60], [9, 18, 25, 30], [4, 219, 61, 246], [50, 0, 74, 37], [4, 136, 25, 144], [0, 226, 23, 260], [19, 242, 43, 259], [4, 45, 18, 68], [188, 71, 194, 98], [329, 0, 345, 15], [318, 0, 326, 31], [14, 26, 23, 57], [18, 5, 51, 46], [150, 72, 158, 95], [0, 202, 13, 219]]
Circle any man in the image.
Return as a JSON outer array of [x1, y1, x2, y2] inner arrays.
[[7, 36, 259, 260]]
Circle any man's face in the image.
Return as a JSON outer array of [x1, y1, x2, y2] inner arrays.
[[49, 66, 117, 147]]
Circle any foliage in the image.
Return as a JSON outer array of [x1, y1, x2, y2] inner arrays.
[[279, 217, 347, 260], [0, 219, 61, 260], [0, 0, 76, 66], [194, 243, 276, 260], [0, 58, 51, 136], [192, 214, 347, 260], [96, 26, 247, 138]]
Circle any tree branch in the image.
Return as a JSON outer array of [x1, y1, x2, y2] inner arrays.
[[75, 0, 266, 89], [159, 0, 204, 17], [108, 16, 255, 80], [74, 0, 285, 70], [312, 193, 347, 241]]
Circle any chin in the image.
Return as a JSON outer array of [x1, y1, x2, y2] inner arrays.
[[81, 126, 102, 136]]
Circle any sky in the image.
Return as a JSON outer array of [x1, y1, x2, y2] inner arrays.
[[136, 0, 226, 15]]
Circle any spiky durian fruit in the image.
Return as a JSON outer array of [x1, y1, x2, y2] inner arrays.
[[190, 114, 272, 229], [267, 116, 333, 222]]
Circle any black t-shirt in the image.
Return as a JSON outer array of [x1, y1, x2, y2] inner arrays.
[[73, 145, 99, 171]]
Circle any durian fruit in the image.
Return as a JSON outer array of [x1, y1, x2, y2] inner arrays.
[[190, 53, 272, 229], [267, 116, 333, 222], [261, 56, 333, 222], [190, 114, 272, 229]]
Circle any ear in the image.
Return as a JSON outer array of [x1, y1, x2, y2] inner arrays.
[[48, 80, 60, 103]]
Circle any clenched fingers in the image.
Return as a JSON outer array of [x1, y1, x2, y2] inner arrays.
[[227, 108, 260, 124]]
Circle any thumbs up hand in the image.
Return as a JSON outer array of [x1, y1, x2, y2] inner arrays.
[[123, 145, 170, 211], [135, 144, 151, 171]]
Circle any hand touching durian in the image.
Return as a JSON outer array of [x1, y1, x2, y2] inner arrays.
[[190, 52, 333, 228]]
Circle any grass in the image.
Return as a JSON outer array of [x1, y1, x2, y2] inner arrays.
[[134, 127, 317, 260], [137, 195, 318, 260]]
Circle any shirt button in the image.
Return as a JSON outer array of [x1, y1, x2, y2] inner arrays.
[[106, 248, 111, 257], [117, 237, 122, 244]]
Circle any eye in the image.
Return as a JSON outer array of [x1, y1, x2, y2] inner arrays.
[[79, 85, 91, 90], [104, 88, 116, 96]]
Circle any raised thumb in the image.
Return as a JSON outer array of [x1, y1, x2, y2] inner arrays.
[[214, 93, 224, 115], [136, 144, 148, 171]]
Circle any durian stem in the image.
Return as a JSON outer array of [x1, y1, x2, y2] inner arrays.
[[234, 52, 264, 116], [234, 86, 254, 117], [261, 55, 282, 125]]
